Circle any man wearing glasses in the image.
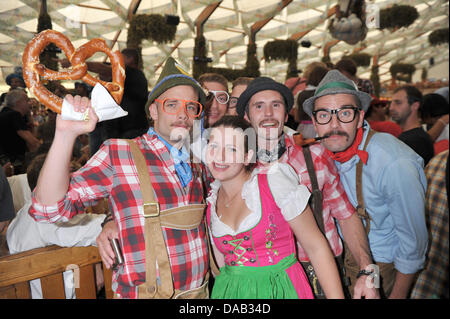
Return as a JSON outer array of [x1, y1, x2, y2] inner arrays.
[[29, 57, 213, 299], [304, 70, 428, 298], [228, 77, 254, 116], [198, 73, 229, 127], [236, 76, 378, 299]]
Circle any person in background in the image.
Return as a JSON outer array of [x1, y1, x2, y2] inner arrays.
[[421, 93, 449, 155], [228, 77, 254, 116], [198, 73, 229, 127], [389, 85, 434, 165], [335, 58, 374, 95], [0, 69, 26, 106], [7, 153, 106, 298], [0, 89, 41, 173], [0, 166, 15, 237], [410, 150, 449, 299], [364, 97, 402, 137], [295, 64, 330, 138]]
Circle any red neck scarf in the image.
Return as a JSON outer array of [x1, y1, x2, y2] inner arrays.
[[326, 127, 368, 164]]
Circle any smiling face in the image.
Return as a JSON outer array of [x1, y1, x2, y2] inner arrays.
[[206, 125, 254, 182], [203, 81, 228, 126], [312, 93, 364, 153], [149, 85, 198, 146], [244, 90, 288, 143]]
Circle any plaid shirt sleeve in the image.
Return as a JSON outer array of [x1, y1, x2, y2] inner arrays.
[[29, 141, 114, 223], [411, 151, 449, 299], [284, 137, 355, 260]]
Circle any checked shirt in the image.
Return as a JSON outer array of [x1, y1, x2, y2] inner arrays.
[[29, 132, 211, 299], [278, 135, 356, 261], [411, 150, 449, 299]]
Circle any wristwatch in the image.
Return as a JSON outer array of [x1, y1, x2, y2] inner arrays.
[[356, 269, 375, 278]]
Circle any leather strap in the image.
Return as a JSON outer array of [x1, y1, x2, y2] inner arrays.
[[302, 145, 325, 235], [127, 140, 208, 299], [204, 216, 221, 277], [355, 129, 376, 234], [128, 140, 173, 298]]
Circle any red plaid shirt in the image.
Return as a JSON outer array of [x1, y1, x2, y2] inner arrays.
[[274, 135, 355, 261], [29, 133, 211, 299]]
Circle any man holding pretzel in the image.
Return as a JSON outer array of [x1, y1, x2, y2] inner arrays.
[[29, 57, 213, 299]]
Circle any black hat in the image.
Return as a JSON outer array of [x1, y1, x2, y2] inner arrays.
[[422, 93, 449, 117], [236, 77, 294, 118]]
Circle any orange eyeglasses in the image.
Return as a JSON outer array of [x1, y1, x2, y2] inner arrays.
[[155, 98, 203, 118]]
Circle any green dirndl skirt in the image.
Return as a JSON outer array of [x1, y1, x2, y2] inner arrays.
[[211, 254, 299, 299]]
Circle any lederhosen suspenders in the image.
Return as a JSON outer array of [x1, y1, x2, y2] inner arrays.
[[355, 129, 376, 234], [302, 146, 325, 235], [127, 140, 209, 299]]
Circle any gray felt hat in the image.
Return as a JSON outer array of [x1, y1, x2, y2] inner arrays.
[[302, 70, 372, 117]]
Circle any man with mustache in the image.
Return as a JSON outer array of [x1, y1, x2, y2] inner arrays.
[[29, 57, 212, 299], [304, 70, 428, 298], [236, 77, 378, 299]]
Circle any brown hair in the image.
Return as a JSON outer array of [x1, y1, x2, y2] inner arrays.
[[209, 115, 256, 171], [198, 73, 228, 91], [231, 77, 254, 90], [303, 62, 328, 80], [335, 59, 357, 76]]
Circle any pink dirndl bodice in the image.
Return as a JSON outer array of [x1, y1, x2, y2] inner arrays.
[[207, 172, 313, 299]]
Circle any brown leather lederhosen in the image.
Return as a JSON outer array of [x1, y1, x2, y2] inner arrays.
[[127, 140, 211, 299], [342, 129, 396, 298]]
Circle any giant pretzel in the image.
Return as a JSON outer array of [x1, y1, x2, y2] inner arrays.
[[22, 30, 125, 114]]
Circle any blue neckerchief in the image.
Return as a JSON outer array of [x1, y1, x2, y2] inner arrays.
[[147, 128, 192, 188]]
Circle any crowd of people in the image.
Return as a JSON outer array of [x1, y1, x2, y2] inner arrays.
[[0, 51, 448, 300]]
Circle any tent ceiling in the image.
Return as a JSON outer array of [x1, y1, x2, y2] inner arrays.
[[0, 0, 448, 88]]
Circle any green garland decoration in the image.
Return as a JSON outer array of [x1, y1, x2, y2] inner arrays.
[[193, 35, 260, 81], [263, 39, 299, 79], [127, 14, 177, 69], [379, 5, 419, 30], [343, 53, 371, 67], [429, 28, 449, 46], [390, 63, 416, 83]]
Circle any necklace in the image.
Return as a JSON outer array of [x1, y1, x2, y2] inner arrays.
[[220, 188, 241, 208]]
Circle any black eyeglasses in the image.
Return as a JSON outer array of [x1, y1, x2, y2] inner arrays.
[[312, 106, 361, 125]]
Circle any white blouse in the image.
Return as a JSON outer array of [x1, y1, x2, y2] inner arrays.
[[206, 163, 311, 237]]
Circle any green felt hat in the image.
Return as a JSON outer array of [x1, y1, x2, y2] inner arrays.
[[302, 70, 372, 117], [145, 57, 206, 118]]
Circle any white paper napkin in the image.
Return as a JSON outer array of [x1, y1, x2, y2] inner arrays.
[[61, 83, 128, 122]]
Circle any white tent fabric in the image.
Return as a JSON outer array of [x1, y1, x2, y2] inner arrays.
[[0, 0, 448, 88]]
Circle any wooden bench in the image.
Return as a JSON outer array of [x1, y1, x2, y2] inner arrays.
[[0, 245, 113, 299]]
